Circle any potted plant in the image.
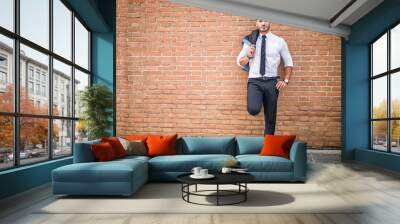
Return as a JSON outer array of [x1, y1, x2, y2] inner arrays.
[[79, 84, 113, 140]]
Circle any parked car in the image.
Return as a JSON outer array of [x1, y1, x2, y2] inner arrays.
[[8, 150, 32, 160]]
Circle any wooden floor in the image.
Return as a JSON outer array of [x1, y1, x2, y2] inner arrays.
[[1, 160, 400, 224]]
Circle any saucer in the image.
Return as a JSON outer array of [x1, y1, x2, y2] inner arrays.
[[190, 174, 215, 179]]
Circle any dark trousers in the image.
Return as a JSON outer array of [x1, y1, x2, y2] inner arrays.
[[247, 77, 279, 135]]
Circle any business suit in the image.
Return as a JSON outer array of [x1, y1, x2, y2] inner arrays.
[[237, 30, 293, 135]]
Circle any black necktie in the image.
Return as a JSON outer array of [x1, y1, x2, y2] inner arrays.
[[260, 35, 266, 76]]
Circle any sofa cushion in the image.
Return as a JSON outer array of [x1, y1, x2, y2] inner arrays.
[[101, 137, 127, 158], [119, 138, 147, 156], [179, 137, 236, 155], [149, 154, 235, 172], [53, 158, 147, 183], [260, 135, 296, 159], [91, 142, 118, 161], [147, 134, 178, 157], [236, 155, 293, 172], [236, 136, 264, 155]]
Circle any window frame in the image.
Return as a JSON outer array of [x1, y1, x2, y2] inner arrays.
[[0, 0, 92, 171], [370, 20, 400, 154]]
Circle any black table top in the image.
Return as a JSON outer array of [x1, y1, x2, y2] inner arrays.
[[177, 172, 255, 185]]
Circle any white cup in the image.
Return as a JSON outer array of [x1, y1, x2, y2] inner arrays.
[[200, 169, 208, 176], [191, 167, 202, 176], [221, 167, 232, 174]]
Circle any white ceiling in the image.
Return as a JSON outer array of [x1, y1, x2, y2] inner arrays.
[[172, 0, 384, 38]]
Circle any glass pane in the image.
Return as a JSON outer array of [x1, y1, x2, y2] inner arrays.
[[75, 120, 88, 143], [0, 34, 14, 112], [391, 24, 400, 70], [20, 0, 49, 49], [372, 33, 387, 76], [53, 0, 72, 60], [372, 76, 387, 119], [0, 0, 14, 31], [372, 121, 388, 151], [74, 18, 89, 70], [0, 116, 14, 170], [53, 59, 72, 117], [20, 44, 49, 115], [53, 119, 72, 157], [392, 120, 400, 153], [74, 69, 89, 118], [391, 72, 400, 118], [20, 117, 49, 165]]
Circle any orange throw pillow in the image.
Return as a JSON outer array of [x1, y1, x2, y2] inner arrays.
[[260, 135, 296, 159], [101, 137, 127, 158], [146, 134, 178, 157], [91, 142, 117, 161]]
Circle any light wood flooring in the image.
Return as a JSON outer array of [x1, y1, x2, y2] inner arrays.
[[1, 159, 400, 224]]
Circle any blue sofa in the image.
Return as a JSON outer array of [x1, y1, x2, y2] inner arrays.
[[52, 136, 307, 196]]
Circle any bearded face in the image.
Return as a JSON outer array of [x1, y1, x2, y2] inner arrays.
[[256, 20, 271, 32]]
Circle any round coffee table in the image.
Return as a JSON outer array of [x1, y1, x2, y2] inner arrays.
[[177, 172, 255, 206]]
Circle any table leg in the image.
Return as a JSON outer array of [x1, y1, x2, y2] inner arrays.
[[187, 184, 190, 202], [245, 183, 247, 201], [217, 184, 219, 206], [195, 184, 197, 192]]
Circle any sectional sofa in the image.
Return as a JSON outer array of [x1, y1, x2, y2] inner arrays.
[[52, 136, 307, 196]]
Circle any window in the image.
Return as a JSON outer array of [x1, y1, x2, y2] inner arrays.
[[0, 71, 7, 85], [28, 67, 34, 80], [53, 0, 72, 60], [0, 54, 8, 89], [0, 0, 14, 32], [35, 84, 40, 96], [0, 55, 7, 67], [28, 81, 34, 94], [370, 23, 400, 154], [20, 0, 49, 49], [19, 117, 49, 165], [0, 0, 91, 170], [53, 59, 72, 117], [75, 18, 90, 70], [42, 85, 46, 97], [53, 119, 72, 158], [0, 34, 13, 112], [35, 70, 41, 81], [74, 69, 89, 118], [0, 116, 14, 170]]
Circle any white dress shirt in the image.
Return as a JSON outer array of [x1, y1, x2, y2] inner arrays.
[[236, 31, 293, 78]]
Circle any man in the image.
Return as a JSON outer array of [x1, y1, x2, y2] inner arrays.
[[237, 20, 293, 135]]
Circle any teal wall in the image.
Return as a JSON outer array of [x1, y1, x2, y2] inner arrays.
[[0, 0, 116, 200], [91, 31, 115, 135], [343, 0, 400, 171], [0, 158, 72, 199], [91, 0, 116, 135]]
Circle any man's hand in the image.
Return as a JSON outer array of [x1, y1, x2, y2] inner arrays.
[[247, 44, 256, 58], [275, 80, 287, 91]]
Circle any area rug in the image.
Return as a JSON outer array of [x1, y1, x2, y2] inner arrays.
[[37, 183, 362, 214]]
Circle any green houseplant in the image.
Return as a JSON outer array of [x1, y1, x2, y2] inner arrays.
[[79, 84, 113, 140]]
